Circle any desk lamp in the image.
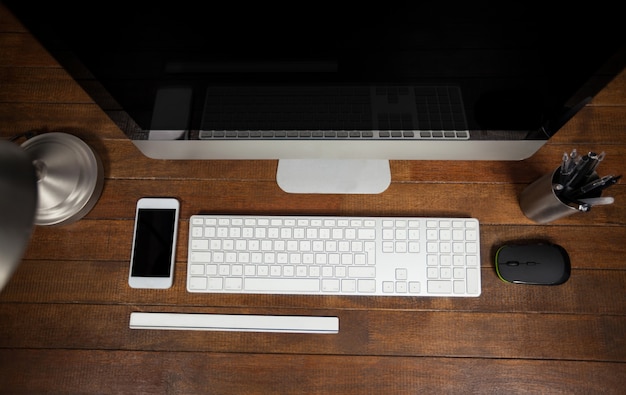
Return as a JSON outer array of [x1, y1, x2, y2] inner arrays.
[[0, 132, 103, 291]]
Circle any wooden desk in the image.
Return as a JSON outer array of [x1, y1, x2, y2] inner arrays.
[[1, 4, 626, 393]]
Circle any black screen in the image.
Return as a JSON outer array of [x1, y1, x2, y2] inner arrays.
[[5, 1, 626, 141], [131, 209, 176, 277]]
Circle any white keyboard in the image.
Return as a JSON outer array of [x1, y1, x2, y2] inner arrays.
[[187, 215, 481, 297]]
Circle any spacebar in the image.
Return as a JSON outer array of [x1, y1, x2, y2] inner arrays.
[[245, 278, 320, 292]]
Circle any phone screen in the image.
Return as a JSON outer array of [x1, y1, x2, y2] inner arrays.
[[131, 208, 177, 277]]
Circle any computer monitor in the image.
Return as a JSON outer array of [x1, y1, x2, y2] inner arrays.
[[7, 2, 626, 193]]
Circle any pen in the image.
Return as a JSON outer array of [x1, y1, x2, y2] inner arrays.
[[567, 149, 578, 172], [559, 152, 572, 186], [570, 174, 621, 199], [563, 152, 595, 190], [572, 174, 617, 197], [559, 152, 569, 186], [589, 174, 621, 195], [588, 151, 605, 174]]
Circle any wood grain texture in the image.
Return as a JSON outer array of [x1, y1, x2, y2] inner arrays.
[[1, 3, 625, 393], [2, 349, 625, 395]]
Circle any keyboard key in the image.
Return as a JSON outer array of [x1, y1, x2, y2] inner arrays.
[[245, 278, 320, 292], [189, 277, 207, 290], [358, 279, 376, 293], [342, 279, 357, 292], [454, 280, 466, 294], [348, 266, 375, 278], [322, 279, 340, 292], [428, 280, 452, 294], [466, 268, 480, 294]]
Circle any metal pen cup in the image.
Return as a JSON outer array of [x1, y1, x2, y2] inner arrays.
[[519, 168, 579, 224]]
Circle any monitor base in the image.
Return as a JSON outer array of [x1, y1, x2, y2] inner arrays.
[[276, 159, 391, 194]]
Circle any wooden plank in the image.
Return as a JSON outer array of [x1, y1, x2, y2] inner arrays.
[[2, 258, 625, 315], [1, 349, 625, 394], [27, 179, 623, 225], [0, 67, 93, 103], [591, 68, 626, 105], [19, 220, 626, 267], [0, 304, 624, 362], [549, 107, 626, 143], [0, 33, 59, 66]]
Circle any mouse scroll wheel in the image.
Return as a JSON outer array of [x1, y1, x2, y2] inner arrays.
[[505, 261, 520, 266], [526, 261, 539, 266]]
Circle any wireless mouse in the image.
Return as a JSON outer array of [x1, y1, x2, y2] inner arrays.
[[495, 243, 570, 285]]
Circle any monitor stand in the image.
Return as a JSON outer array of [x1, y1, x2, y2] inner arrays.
[[276, 159, 391, 194]]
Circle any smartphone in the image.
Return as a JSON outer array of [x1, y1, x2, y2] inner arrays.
[[128, 197, 180, 289]]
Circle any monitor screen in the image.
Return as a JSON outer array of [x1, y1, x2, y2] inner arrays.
[[7, 2, 625, 192]]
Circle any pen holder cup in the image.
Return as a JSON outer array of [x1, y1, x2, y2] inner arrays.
[[519, 168, 579, 224]]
